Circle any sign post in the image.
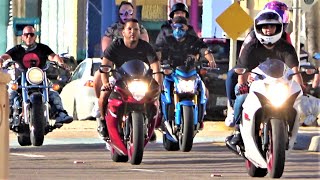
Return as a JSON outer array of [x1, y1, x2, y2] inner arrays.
[[0, 70, 10, 179]]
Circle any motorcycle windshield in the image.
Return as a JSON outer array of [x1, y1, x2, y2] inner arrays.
[[118, 59, 150, 78], [257, 59, 287, 78]]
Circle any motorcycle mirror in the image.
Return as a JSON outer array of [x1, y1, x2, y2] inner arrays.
[[300, 66, 316, 75], [313, 52, 320, 60], [234, 68, 247, 75]]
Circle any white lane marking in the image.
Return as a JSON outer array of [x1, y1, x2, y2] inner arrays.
[[130, 169, 164, 173], [10, 153, 45, 158]]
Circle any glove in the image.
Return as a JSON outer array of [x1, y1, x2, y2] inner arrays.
[[236, 82, 250, 95]]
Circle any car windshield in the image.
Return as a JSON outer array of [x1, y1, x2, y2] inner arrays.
[[92, 62, 101, 76]]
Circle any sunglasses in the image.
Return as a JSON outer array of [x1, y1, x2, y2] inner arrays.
[[23, 33, 35, 37], [171, 23, 184, 29], [119, 10, 133, 16]]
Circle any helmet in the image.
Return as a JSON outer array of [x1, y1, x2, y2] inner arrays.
[[264, 1, 289, 24], [254, 9, 283, 46], [169, 3, 189, 19]]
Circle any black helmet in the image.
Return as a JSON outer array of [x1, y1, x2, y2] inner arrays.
[[169, 3, 189, 19]]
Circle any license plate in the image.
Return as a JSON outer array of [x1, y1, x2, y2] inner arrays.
[[216, 97, 228, 106]]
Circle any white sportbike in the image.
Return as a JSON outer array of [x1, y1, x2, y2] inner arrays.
[[226, 59, 316, 178]]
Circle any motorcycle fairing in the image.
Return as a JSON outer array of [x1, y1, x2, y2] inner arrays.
[[241, 76, 303, 169]]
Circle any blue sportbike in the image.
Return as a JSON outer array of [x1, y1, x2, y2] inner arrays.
[[160, 58, 208, 152]]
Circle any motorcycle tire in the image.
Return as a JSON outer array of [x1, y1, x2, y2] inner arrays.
[[17, 133, 31, 146], [179, 106, 194, 152], [245, 126, 267, 177], [267, 119, 287, 178], [29, 99, 45, 146], [110, 148, 128, 162], [162, 133, 179, 151], [129, 112, 144, 165]]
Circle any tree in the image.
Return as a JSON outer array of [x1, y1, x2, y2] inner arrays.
[[305, 1, 320, 63]]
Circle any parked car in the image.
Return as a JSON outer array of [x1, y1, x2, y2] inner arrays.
[[202, 38, 243, 120], [60, 58, 101, 120]]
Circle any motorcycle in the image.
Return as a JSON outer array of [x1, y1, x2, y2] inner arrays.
[[160, 57, 208, 152], [225, 59, 316, 178], [5, 55, 61, 146], [46, 61, 71, 93], [100, 59, 161, 165]]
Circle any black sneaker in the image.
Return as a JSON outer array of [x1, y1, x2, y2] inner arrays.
[[150, 133, 156, 142], [230, 132, 242, 145], [97, 118, 109, 139]]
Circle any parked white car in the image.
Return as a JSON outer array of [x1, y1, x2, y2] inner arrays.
[[60, 58, 101, 120]]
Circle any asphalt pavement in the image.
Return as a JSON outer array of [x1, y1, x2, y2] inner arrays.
[[11, 120, 318, 152]]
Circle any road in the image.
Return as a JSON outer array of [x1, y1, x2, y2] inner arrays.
[[8, 121, 320, 179]]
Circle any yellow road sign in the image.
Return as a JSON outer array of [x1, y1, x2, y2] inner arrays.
[[216, 2, 253, 40]]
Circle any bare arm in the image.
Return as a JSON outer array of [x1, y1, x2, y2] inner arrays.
[[203, 49, 216, 68], [237, 73, 250, 85], [48, 53, 64, 64], [140, 31, 149, 43], [101, 36, 113, 52], [291, 66, 304, 86], [0, 54, 12, 67], [150, 61, 163, 86], [101, 57, 114, 86]]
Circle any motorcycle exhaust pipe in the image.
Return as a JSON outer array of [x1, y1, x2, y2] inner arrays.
[[225, 137, 246, 159], [164, 121, 178, 142]]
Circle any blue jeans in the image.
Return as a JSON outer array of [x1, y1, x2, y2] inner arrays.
[[233, 84, 248, 125], [225, 69, 238, 108]]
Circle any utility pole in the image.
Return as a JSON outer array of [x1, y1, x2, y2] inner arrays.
[[228, 0, 238, 70], [292, 0, 301, 61]]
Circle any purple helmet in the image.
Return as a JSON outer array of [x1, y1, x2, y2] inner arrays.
[[264, 1, 289, 24]]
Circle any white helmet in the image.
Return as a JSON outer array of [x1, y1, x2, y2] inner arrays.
[[254, 9, 283, 46]]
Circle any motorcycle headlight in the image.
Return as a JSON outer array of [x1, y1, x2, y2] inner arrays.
[[128, 80, 148, 101], [177, 78, 196, 93], [26, 67, 44, 85], [265, 82, 289, 107]]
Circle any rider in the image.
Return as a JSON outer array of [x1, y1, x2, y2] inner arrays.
[[155, 2, 197, 51], [99, 18, 162, 139], [225, 1, 292, 126], [155, 16, 216, 128], [0, 26, 73, 126], [94, 1, 150, 138], [226, 9, 304, 145]]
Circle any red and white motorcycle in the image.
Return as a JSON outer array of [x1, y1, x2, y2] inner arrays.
[[226, 59, 316, 178]]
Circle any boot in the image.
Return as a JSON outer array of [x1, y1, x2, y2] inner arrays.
[[55, 110, 73, 124], [96, 118, 109, 139]]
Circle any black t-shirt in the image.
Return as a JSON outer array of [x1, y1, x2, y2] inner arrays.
[[103, 39, 158, 68], [238, 39, 299, 71], [155, 33, 207, 68], [6, 43, 54, 69]]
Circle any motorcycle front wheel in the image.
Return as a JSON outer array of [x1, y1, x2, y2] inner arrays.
[[29, 99, 45, 146], [128, 112, 144, 165], [266, 119, 287, 178], [179, 106, 194, 152]]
